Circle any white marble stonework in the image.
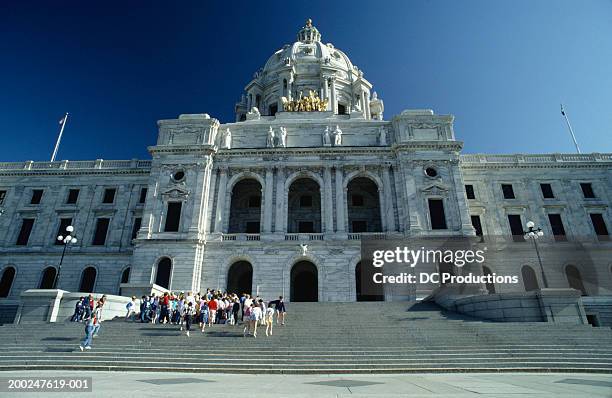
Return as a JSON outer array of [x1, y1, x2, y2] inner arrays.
[[0, 20, 611, 302]]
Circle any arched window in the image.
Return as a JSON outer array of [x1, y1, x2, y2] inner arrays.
[[228, 179, 262, 233], [287, 178, 321, 233], [121, 267, 131, 284], [565, 265, 587, 296], [155, 258, 172, 289], [482, 266, 496, 294], [521, 265, 539, 292], [347, 177, 382, 232], [39, 267, 57, 289], [0, 266, 16, 297], [79, 267, 97, 293]]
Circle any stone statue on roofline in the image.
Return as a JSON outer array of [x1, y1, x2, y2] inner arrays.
[[267, 126, 276, 148], [221, 128, 232, 149], [322, 126, 332, 147]]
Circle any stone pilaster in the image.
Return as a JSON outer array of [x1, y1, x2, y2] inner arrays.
[[335, 165, 345, 232], [213, 167, 227, 233], [263, 167, 274, 233]]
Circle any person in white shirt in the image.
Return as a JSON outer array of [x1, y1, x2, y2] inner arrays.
[[125, 296, 137, 321], [250, 302, 262, 338], [265, 306, 275, 336]]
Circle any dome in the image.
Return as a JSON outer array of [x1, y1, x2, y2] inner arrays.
[[235, 19, 378, 121]]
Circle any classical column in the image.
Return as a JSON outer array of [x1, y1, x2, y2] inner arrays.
[[382, 165, 396, 231], [213, 167, 228, 233], [263, 167, 274, 233], [323, 166, 333, 233], [365, 91, 371, 119], [334, 166, 345, 232], [329, 77, 337, 113], [275, 166, 286, 233]]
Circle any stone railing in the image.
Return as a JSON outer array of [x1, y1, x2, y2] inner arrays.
[[460, 153, 612, 164], [0, 159, 152, 171], [284, 233, 324, 241], [221, 234, 261, 241], [347, 232, 387, 240]]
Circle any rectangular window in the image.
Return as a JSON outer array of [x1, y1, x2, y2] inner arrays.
[[16, 218, 35, 246], [300, 195, 312, 207], [507, 214, 524, 242], [351, 195, 364, 207], [540, 183, 554, 199], [55, 218, 73, 245], [31, 189, 44, 204], [102, 188, 116, 204], [580, 183, 595, 199], [351, 220, 368, 233], [0, 190, 6, 205], [66, 189, 80, 204], [248, 196, 261, 208], [298, 221, 314, 233], [590, 213, 609, 240], [471, 215, 483, 237], [547, 213, 566, 241], [139, 188, 147, 204], [245, 221, 260, 233], [428, 199, 447, 230], [501, 184, 515, 199], [164, 202, 182, 232], [465, 185, 475, 200], [131, 217, 142, 241], [92, 218, 110, 245]]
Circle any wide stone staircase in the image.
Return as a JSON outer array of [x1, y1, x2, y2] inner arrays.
[[0, 301, 611, 373]]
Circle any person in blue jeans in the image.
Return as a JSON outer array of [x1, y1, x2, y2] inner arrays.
[[79, 304, 99, 351]]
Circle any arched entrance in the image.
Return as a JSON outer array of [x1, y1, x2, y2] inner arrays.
[[227, 261, 253, 295], [355, 261, 384, 301], [347, 177, 382, 232], [0, 267, 16, 297], [565, 265, 587, 296], [521, 265, 539, 292], [155, 258, 172, 289], [121, 267, 131, 284], [79, 267, 97, 293], [229, 178, 262, 233], [39, 267, 57, 289], [287, 178, 321, 233], [482, 266, 496, 294], [290, 261, 318, 302]]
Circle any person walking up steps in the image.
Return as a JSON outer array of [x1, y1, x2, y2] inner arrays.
[[251, 302, 262, 338], [265, 305, 275, 336], [79, 303, 100, 351], [183, 301, 195, 337]]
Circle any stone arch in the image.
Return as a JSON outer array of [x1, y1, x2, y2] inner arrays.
[[343, 170, 384, 191], [228, 177, 263, 233], [0, 265, 16, 298], [521, 265, 539, 292], [565, 264, 587, 296], [283, 252, 323, 301], [226, 171, 266, 195], [290, 260, 318, 302], [227, 260, 253, 295], [355, 260, 384, 301], [345, 175, 383, 232], [482, 265, 496, 294], [39, 266, 57, 289], [153, 257, 172, 290], [79, 266, 97, 293], [286, 173, 323, 233]]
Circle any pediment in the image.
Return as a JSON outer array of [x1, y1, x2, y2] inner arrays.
[[161, 187, 190, 199], [421, 183, 449, 196]]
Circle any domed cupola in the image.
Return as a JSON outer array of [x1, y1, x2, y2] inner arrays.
[[235, 19, 382, 122], [297, 19, 321, 43]]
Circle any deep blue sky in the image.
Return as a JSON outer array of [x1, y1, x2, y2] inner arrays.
[[1, 1, 611, 161]]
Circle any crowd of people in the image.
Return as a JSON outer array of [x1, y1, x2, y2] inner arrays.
[[71, 290, 287, 351]]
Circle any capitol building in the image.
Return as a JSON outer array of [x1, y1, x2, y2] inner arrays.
[[0, 20, 611, 312]]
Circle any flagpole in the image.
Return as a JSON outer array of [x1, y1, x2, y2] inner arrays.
[[51, 113, 69, 162], [560, 104, 581, 154]]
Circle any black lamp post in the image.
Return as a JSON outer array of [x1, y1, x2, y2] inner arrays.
[[524, 220, 548, 289], [52, 225, 77, 289]]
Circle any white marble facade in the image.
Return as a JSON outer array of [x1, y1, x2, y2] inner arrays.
[[0, 21, 611, 302]]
